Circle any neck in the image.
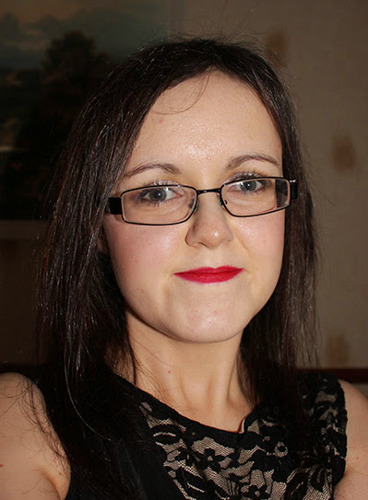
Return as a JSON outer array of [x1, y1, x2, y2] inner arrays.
[[116, 327, 252, 432]]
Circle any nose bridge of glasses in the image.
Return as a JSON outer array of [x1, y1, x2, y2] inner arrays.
[[193, 186, 225, 212], [196, 187, 222, 196]]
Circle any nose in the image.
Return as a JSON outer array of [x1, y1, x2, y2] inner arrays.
[[185, 192, 234, 248]]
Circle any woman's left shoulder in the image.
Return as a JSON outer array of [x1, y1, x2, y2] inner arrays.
[[335, 380, 368, 498]]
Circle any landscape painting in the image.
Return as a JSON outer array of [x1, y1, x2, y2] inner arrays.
[[0, 0, 168, 219]]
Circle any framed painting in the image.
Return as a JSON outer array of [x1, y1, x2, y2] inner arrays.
[[0, 0, 168, 219]]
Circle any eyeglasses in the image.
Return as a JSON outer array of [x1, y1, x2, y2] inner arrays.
[[107, 177, 298, 226]]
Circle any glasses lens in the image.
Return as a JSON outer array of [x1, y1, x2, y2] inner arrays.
[[222, 178, 290, 216], [121, 185, 196, 225]]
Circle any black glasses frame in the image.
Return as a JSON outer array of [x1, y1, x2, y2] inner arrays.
[[107, 177, 298, 226]]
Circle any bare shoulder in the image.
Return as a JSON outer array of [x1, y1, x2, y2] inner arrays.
[[0, 372, 70, 499], [335, 380, 368, 499]]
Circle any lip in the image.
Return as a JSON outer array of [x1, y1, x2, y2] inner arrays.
[[174, 266, 243, 284]]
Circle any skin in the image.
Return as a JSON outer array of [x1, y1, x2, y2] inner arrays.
[[104, 72, 285, 428], [0, 72, 367, 498], [0, 373, 70, 499]]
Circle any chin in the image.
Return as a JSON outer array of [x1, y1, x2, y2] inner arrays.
[[169, 320, 247, 345]]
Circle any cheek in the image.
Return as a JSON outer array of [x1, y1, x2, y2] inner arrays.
[[238, 210, 284, 249], [237, 212, 285, 282], [261, 215, 285, 262], [103, 218, 180, 289], [262, 214, 285, 285]]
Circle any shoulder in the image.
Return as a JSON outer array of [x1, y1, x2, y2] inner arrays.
[[298, 372, 347, 473], [0, 372, 70, 499], [299, 370, 344, 400], [335, 380, 368, 498], [299, 371, 347, 428]]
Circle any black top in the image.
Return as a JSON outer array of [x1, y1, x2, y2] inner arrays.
[[66, 372, 347, 499]]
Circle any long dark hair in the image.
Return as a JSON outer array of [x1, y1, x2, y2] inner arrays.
[[36, 38, 317, 497]]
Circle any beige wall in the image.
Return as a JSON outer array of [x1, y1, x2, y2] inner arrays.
[[170, 0, 368, 369], [1, 1, 367, 372]]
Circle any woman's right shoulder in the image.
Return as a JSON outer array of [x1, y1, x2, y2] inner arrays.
[[0, 372, 70, 499]]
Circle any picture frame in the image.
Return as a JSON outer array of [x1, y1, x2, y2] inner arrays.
[[0, 0, 168, 220]]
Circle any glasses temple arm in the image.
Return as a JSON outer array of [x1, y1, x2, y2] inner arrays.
[[107, 197, 123, 214], [289, 180, 298, 200]]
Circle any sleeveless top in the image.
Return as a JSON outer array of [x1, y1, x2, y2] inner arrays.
[[66, 372, 347, 499]]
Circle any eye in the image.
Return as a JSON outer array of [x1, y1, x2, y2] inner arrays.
[[240, 179, 266, 192], [231, 178, 269, 195], [136, 185, 183, 204]]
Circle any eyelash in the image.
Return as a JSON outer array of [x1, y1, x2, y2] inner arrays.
[[140, 180, 178, 188], [226, 171, 265, 183], [139, 171, 265, 188]]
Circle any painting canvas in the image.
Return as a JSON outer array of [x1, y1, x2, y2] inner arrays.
[[0, 0, 168, 219]]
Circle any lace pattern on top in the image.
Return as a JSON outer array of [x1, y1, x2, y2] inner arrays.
[[132, 373, 347, 500]]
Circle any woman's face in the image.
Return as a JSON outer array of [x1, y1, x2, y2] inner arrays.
[[103, 72, 285, 346]]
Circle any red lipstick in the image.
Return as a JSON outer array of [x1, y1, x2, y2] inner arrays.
[[174, 266, 243, 284]]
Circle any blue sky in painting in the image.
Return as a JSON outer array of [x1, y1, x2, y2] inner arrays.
[[0, 0, 168, 68]]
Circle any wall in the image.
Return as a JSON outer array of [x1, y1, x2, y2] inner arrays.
[[1, 1, 367, 377], [170, 0, 368, 370], [0, 221, 44, 365]]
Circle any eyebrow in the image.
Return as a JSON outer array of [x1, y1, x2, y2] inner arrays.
[[123, 163, 181, 178], [123, 153, 281, 179], [227, 153, 281, 170]]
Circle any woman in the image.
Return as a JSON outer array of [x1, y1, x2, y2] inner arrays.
[[1, 38, 367, 499]]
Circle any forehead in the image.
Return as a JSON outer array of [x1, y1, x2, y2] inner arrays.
[[125, 71, 282, 177], [149, 71, 271, 122]]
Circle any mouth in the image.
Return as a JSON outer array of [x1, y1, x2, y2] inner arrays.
[[174, 266, 243, 284]]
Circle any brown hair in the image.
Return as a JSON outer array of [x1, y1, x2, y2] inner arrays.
[[37, 38, 317, 497]]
